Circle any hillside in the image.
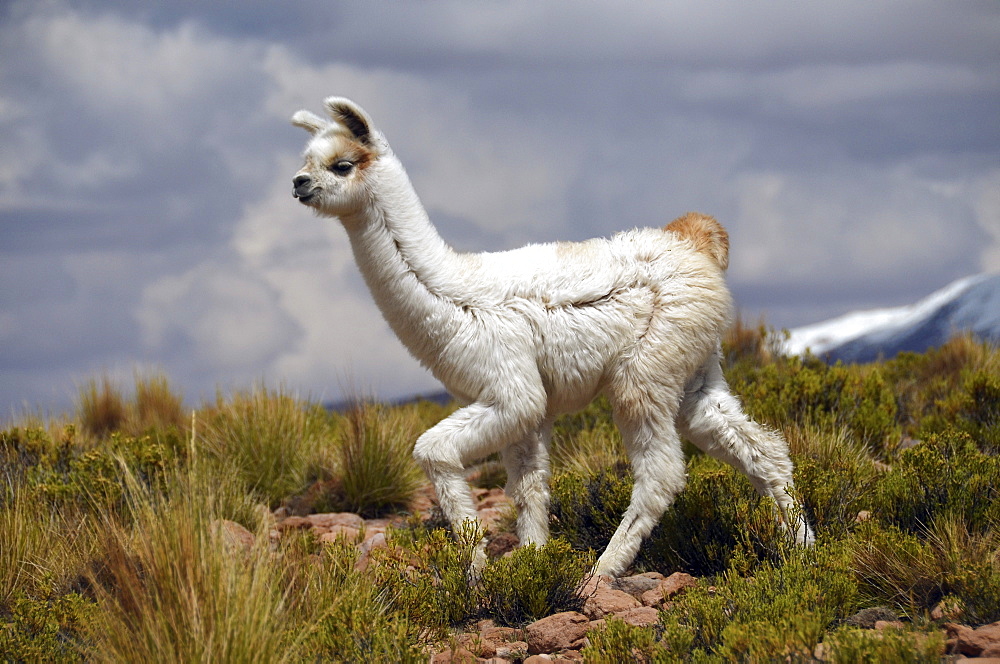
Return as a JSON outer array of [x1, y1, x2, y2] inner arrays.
[[2, 334, 999, 661], [785, 273, 1000, 362]]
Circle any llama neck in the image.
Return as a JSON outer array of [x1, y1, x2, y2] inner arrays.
[[340, 158, 464, 366]]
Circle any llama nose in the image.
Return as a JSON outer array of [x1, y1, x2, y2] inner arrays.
[[293, 174, 315, 200]]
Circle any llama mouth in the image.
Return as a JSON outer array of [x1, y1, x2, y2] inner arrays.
[[294, 191, 317, 205]]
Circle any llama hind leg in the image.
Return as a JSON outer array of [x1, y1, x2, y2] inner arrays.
[[502, 420, 553, 547], [678, 353, 815, 546], [594, 407, 688, 577]]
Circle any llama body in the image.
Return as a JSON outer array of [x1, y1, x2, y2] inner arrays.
[[292, 98, 814, 576]]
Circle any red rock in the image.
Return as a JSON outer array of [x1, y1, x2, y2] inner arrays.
[[212, 519, 255, 553], [610, 574, 663, 598], [613, 606, 661, 628], [874, 620, 905, 630], [582, 577, 641, 619], [482, 624, 523, 644], [275, 515, 311, 531], [352, 532, 388, 572], [318, 525, 361, 544], [457, 632, 497, 658], [430, 646, 478, 663], [946, 622, 1000, 657], [660, 572, 698, 598], [525, 611, 591, 654], [307, 512, 364, 529], [487, 532, 520, 558], [495, 641, 529, 659]]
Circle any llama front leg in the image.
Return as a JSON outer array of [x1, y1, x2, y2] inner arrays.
[[412, 390, 545, 569], [502, 420, 554, 547], [679, 355, 816, 546]]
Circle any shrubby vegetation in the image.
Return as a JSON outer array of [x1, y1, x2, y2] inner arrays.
[[1, 328, 997, 660]]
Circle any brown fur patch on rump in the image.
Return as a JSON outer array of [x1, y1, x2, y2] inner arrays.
[[665, 212, 730, 271]]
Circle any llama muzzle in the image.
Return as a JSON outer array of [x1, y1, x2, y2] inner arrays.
[[292, 174, 317, 203]]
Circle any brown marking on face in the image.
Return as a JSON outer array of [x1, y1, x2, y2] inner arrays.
[[664, 212, 730, 271], [323, 134, 376, 172]]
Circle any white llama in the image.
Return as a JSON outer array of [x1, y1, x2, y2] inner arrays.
[[291, 97, 814, 577]]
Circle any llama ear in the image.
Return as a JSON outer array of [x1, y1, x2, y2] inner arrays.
[[324, 97, 376, 145], [291, 110, 327, 135]]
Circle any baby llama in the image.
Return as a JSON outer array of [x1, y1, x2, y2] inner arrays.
[[291, 97, 814, 577]]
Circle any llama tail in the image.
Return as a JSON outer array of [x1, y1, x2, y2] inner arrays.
[[665, 212, 730, 271]]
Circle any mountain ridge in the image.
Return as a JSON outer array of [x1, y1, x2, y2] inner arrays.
[[784, 273, 1000, 363]]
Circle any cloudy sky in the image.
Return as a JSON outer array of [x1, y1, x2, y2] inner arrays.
[[2, 1, 998, 417]]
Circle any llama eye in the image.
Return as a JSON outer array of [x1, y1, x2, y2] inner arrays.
[[329, 160, 354, 175]]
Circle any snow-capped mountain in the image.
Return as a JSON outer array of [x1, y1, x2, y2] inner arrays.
[[784, 273, 1000, 363]]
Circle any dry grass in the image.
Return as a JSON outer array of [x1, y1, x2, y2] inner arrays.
[[82, 464, 298, 663], [326, 403, 425, 517], [197, 385, 330, 507]]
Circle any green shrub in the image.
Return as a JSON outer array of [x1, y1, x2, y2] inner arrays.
[[549, 464, 631, 558], [919, 371, 1000, 454], [4, 426, 173, 518], [551, 456, 788, 576], [582, 617, 672, 663], [659, 546, 860, 660], [477, 538, 593, 626], [729, 357, 899, 456], [824, 626, 945, 663], [295, 542, 424, 663], [373, 522, 483, 635], [872, 430, 1000, 535], [787, 426, 881, 539], [850, 515, 1000, 624], [0, 591, 93, 663]]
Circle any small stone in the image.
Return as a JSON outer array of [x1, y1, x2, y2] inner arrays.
[[525, 611, 590, 654], [855, 510, 872, 523], [487, 532, 520, 558], [640, 571, 697, 606], [660, 572, 698, 599], [845, 606, 897, 629], [874, 620, 905, 630], [318, 525, 361, 544], [930, 598, 963, 621]]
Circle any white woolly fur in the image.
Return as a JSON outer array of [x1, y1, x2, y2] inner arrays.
[[291, 98, 814, 576]]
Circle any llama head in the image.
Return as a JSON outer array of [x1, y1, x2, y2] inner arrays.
[[291, 97, 388, 218]]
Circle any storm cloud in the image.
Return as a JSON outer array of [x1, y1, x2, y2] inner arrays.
[[2, 1, 998, 415]]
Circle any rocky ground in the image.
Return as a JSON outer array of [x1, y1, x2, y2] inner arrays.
[[214, 485, 1000, 663]]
